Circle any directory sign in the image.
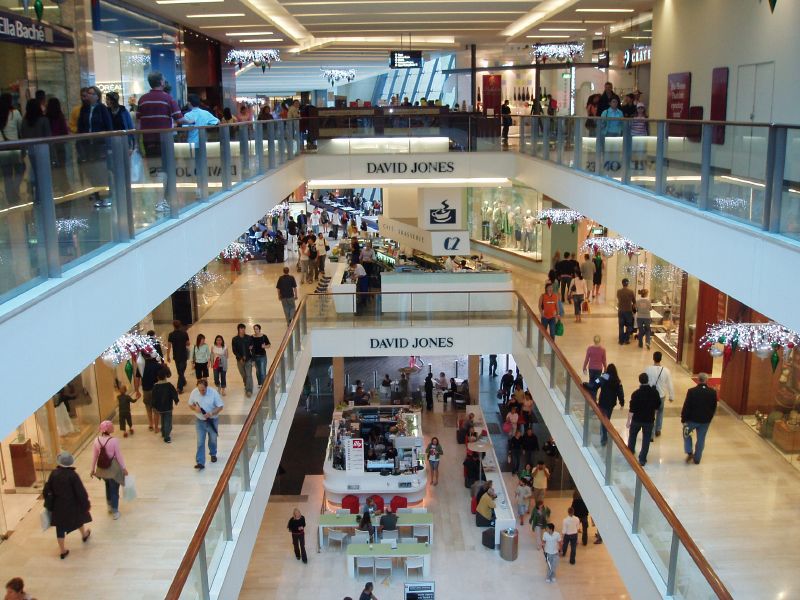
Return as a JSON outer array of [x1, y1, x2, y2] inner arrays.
[[345, 438, 364, 472], [390, 50, 423, 69]]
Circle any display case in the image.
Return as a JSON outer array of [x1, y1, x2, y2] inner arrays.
[[467, 185, 544, 260]]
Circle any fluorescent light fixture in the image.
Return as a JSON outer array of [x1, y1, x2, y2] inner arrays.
[[526, 34, 569, 38], [576, 8, 635, 12], [539, 27, 586, 31], [622, 35, 651, 39], [225, 31, 274, 36], [157, 0, 222, 4], [186, 13, 245, 18], [240, 38, 285, 42], [200, 24, 263, 29], [502, 0, 578, 37], [308, 177, 510, 188], [134, 36, 163, 39], [594, 31, 603, 35]]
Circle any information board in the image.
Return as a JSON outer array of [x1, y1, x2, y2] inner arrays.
[[390, 50, 422, 69], [404, 582, 435, 600], [345, 438, 364, 472]]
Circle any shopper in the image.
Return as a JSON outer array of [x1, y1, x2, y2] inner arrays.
[[380, 374, 392, 403], [77, 86, 113, 208], [116, 383, 136, 437], [514, 478, 531, 525], [542, 523, 561, 583], [591, 253, 604, 300], [165, 320, 190, 393], [232, 323, 255, 397], [251, 324, 271, 387], [601, 97, 624, 137], [561, 507, 581, 564], [315, 232, 328, 278], [616, 278, 636, 345], [425, 437, 443, 485], [68, 88, 87, 134], [276, 267, 299, 324], [568, 273, 585, 322], [183, 93, 219, 146], [287, 508, 308, 563], [4, 577, 36, 600], [19, 98, 50, 140], [555, 252, 574, 301], [476, 487, 496, 527], [580, 254, 595, 299], [136, 353, 161, 432], [500, 369, 515, 403], [582, 335, 607, 382], [188, 379, 224, 469], [529, 500, 550, 550], [91, 420, 128, 520], [598, 80, 621, 117], [596, 364, 625, 446], [645, 351, 674, 439], [631, 104, 649, 135], [501, 99, 512, 143], [105, 91, 133, 132], [506, 407, 520, 440], [192, 334, 211, 380], [152, 365, 179, 443], [636, 289, 653, 349], [521, 428, 539, 467], [424, 372, 434, 411], [538, 282, 561, 339], [488, 354, 498, 377], [379, 508, 397, 532], [627, 373, 661, 466], [681, 373, 718, 465], [211, 335, 229, 395], [0, 93, 24, 203], [359, 582, 378, 600], [43, 451, 92, 560], [531, 460, 550, 503], [571, 491, 590, 546], [298, 237, 311, 283]]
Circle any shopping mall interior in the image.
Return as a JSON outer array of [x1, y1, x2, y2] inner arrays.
[[0, 0, 798, 599]]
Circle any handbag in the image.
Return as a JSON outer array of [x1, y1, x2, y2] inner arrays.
[[496, 389, 503, 400], [130, 148, 144, 183], [40, 509, 52, 531], [581, 299, 590, 313], [502, 421, 512, 434], [555, 320, 565, 336]]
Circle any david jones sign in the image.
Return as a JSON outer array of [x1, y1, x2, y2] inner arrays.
[[370, 336, 454, 349], [366, 161, 455, 174]]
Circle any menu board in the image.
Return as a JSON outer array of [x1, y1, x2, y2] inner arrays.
[[390, 51, 423, 69], [345, 438, 364, 472]]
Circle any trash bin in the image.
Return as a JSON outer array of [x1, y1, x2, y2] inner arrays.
[[499, 528, 519, 561]]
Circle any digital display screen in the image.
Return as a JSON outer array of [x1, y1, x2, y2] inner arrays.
[[390, 50, 422, 69], [367, 460, 395, 471]]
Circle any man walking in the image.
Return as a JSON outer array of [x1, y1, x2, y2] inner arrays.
[[580, 254, 595, 299], [188, 379, 224, 470], [627, 373, 661, 466], [542, 523, 561, 583], [561, 507, 581, 565], [645, 351, 674, 439], [531, 460, 550, 503], [616, 278, 636, 345], [681, 373, 718, 464], [488, 354, 498, 377], [232, 324, 254, 397], [276, 267, 298, 324], [166, 319, 190, 394], [500, 369, 515, 403], [555, 252, 575, 302]]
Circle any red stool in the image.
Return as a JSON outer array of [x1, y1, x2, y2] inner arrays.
[[368, 494, 385, 512], [390, 496, 408, 513], [342, 494, 360, 514], [471, 496, 477, 514]]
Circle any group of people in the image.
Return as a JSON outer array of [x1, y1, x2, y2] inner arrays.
[[586, 82, 649, 137], [538, 251, 605, 335]]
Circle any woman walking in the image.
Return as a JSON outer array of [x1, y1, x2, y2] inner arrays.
[[425, 437, 443, 486], [43, 452, 92, 559], [569, 273, 585, 323], [529, 499, 551, 550], [192, 334, 211, 380], [287, 508, 308, 563], [5, 577, 37, 600], [91, 421, 128, 520], [636, 289, 653, 349], [251, 324, 271, 387], [211, 335, 228, 396], [596, 364, 625, 446], [298, 237, 310, 283]]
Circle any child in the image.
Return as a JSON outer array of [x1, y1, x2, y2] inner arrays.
[[117, 384, 137, 438], [515, 479, 532, 525]]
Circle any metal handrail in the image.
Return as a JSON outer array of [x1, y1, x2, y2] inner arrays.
[[164, 296, 306, 599], [164, 289, 731, 599]]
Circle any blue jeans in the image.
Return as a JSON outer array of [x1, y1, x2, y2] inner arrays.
[[213, 367, 227, 389], [683, 421, 711, 463], [600, 405, 614, 445], [545, 552, 559, 580], [628, 421, 654, 464], [195, 418, 219, 466], [254, 355, 267, 387], [542, 316, 557, 338], [562, 533, 578, 563], [618, 311, 634, 343], [654, 397, 666, 437], [160, 411, 173, 442], [637, 318, 652, 347], [104, 478, 120, 511], [237, 359, 254, 394]]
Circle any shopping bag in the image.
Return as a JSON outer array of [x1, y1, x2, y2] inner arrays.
[[554, 320, 565, 336], [502, 421, 512, 434], [626, 413, 633, 429], [40, 509, 51, 531], [123, 474, 137, 502], [581, 299, 590, 313], [130, 149, 144, 183]]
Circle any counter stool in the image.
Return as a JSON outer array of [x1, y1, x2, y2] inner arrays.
[[328, 530, 348, 550]]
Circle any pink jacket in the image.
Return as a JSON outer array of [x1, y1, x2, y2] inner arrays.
[[92, 435, 126, 470], [583, 345, 607, 372]]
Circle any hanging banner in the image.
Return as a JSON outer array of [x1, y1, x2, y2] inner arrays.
[[666, 72, 691, 136], [0, 8, 74, 50]]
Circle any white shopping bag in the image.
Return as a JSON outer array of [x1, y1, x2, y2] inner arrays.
[[40, 509, 51, 531], [123, 474, 137, 502], [130, 149, 144, 183]]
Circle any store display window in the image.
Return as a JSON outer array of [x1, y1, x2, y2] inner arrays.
[[467, 184, 543, 260]]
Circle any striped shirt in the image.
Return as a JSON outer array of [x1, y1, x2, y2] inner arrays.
[[136, 89, 182, 130]]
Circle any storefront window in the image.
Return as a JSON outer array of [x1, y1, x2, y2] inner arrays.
[[467, 184, 543, 260]]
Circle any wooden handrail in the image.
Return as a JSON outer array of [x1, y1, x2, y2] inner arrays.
[[164, 297, 306, 600], [515, 294, 732, 599]]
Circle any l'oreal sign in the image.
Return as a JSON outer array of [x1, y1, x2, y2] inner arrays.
[[0, 9, 74, 50], [623, 45, 651, 69]]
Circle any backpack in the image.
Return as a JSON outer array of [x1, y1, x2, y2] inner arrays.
[[96, 437, 113, 469], [321, 211, 329, 224], [308, 244, 318, 259]]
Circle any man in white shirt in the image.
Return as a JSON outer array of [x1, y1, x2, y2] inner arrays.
[[542, 523, 562, 583], [644, 351, 674, 439], [309, 209, 321, 234], [561, 507, 581, 565], [188, 379, 224, 470], [183, 94, 220, 147], [314, 233, 328, 280]]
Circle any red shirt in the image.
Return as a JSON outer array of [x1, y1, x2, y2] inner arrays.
[[540, 292, 559, 319], [136, 89, 182, 130]]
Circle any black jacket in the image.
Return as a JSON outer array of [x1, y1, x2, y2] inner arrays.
[[231, 334, 253, 361], [630, 385, 661, 423], [681, 384, 718, 424], [501, 373, 514, 391], [508, 435, 523, 452], [571, 497, 589, 520], [152, 380, 179, 413], [44, 467, 92, 532], [521, 432, 539, 452], [597, 91, 621, 115], [597, 375, 624, 411]]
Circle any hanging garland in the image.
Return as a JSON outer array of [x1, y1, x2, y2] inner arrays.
[[700, 321, 799, 371], [56, 218, 89, 234], [321, 68, 356, 87], [579, 236, 638, 258], [101, 331, 162, 375], [183, 270, 224, 290], [530, 42, 584, 63], [535, 208, 584, 231], [713, 196, 748, 211], [226, 49, 281, 72], [218, 242, 253, 262]]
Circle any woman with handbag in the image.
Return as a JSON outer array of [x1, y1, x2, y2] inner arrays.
[[43, 451, 92, 559], [192, 334, 211, 380], [0, 93, 24, 206], [211, 335, 228, 395], [569, 273, 585, 323], [91, 420, 128, 520]]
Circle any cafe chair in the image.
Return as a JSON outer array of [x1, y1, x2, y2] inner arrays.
[[355, 557, 375, 579], [396, 508, 412, 514], [328, 530, 349, 550], [412, 525, 430, 543], [400, 537, 417, 544], [342, 494, 360, 514], [374, 557, 393, 579], [382, 530, 398, 541], [352, 531, 370, 544], [390, 496, 408, 513], [405, 556, 425, 579]]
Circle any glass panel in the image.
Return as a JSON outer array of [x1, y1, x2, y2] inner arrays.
[[708, 124, 767, 227], [551, 355, 569, 407], [663, 121, 702, 204], [584, 402, 607, 474], [228, 462, 245, 518], [608, 443, 636, 524], [532, 117, 544, 158], [779, 128, 800, 239], [636, 490, 673, 585], [474, 116, 501, 151], [672, 540, 719, 600], [567, 379, 585, 431], [599, 121, 625, 180], [246, 422, 259, 476], [130, 131, 172, 233], [204, 503, 228, 579], [177, 555, 206, 600], [629, 119, 658, 193]]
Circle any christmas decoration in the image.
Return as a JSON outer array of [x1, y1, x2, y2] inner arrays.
[[535, 208, 584, 229], [579, 236, 638, 258], [34, 0, 43, 20], [126, 54, 151, 67], [321, 68, 357, 87], [225, 49, 280, 71], [183, 270, 224, 289], [713, 196, 748, 211], [530, 42, 584, 63], [55, 218, 89, 234], [101, 331, 162, 367], [701, 322, 798, 372], [218, 242, 253, 262]]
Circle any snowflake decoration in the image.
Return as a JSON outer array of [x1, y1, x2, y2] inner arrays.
[[700, 321, 799, 366], [184, 270, 224, 289], [56, 218, 89, 234], [713, 196, 748, 211], [219, 242, 253, 262], [321, 68, 357, 87], [102, 331, 162, 366], [535, 208, 584, 227], [226, 49, 281, 71], [531, 42, 584, 62], [580, 237, 638, 257]]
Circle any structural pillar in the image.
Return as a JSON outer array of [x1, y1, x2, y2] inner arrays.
[[468, 355, 480, 402], [332, 357, 345, 403]]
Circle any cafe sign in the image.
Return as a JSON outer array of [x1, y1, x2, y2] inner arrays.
[[0, 8, 74, 50], [623, 45, 651, 69]]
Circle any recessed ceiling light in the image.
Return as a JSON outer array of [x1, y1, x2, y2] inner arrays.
[[240, 38, 285, 43], [186, 13, 245, 18], [225, 32, 274, 36], [576, 8, 635, 13], [594, 31, 603, 35], [525, 34, 569, 38], [539, 27, 586, 31]]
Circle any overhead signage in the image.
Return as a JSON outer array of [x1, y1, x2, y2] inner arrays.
[[390, 50, 422, 69], [623, 45, 651, 69], [596, 51, 609, 69], [419, 188, 464, 230], [369, 336, 454, 350], [366, 160, 455, 175], [405, 582, 435, 600], [96, 81, 123, 96], [0, 8, 74, 50], [345, 438, 364, 472]]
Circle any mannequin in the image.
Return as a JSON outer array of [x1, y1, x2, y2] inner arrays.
[[523, 209, 536, 253], [481, 200, 491, 240], [492, 201, 503, 238], [505, 203, 514, 245], [513, 206, 523, 249]]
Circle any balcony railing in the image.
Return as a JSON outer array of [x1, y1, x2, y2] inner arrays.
[[517, 115, 800, 243], [165, 290, 731, 600]]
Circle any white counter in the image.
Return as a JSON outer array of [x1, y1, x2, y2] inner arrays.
[[329, 261, 357, 314], [380, 271, 513, 313]]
